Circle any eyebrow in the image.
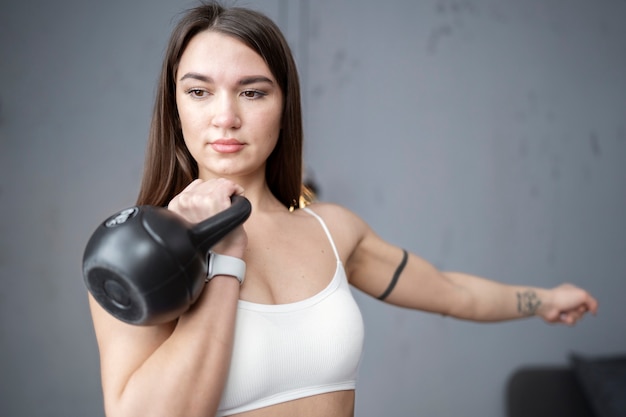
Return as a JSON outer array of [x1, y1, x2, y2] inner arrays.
[[178, 72, 274, 86]]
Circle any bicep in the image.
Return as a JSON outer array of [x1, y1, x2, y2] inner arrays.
[[347, 230, 469, 315], [88, 295, 175, 400]]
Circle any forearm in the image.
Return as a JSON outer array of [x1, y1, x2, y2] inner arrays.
[[444, 272, 547, 322], [109, 277, 239, 417]]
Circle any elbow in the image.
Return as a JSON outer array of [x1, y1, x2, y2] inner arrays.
[[445, 288, 494, 321], [444, 285, 477, 320]]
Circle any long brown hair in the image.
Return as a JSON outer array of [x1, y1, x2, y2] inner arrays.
[[136, 2, 304, 209]]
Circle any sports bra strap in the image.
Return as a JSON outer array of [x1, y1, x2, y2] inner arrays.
[[302, 207, 341, 263]]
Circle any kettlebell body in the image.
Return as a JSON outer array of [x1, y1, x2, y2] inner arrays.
[[83, 196, 251, 325]]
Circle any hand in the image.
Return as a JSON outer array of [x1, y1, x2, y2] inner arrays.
[[538, 284, 599, 325], [168, 178, 248, 258]]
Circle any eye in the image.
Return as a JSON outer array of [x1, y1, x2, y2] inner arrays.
[[186, 88, 208, 98], [241, 90, 266, 99]]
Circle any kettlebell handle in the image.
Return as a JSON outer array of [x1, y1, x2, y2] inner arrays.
[[191, 195, 251, 255]]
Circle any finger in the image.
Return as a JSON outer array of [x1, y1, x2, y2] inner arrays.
[[210, 178, 245, 200], [559, 312, 577, 326], [577, 305, 589, 315], [588, 295, 599, 315], [181, 178, 204, 192], [168, 179, 202, 209], [233, 184, 245, 196]]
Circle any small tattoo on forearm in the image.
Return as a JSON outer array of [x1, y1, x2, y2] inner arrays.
[[517, 290, 541, 315]]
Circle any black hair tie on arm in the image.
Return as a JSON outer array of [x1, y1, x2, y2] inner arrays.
[[377, 249, 408, 301]]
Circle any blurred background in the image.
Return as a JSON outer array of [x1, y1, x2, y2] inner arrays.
[[1, 0, 625, 416]]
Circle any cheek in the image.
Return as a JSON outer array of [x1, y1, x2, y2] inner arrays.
[[175, 94, 197, 131], [177, 107, 201, 145], [262, 104, 283, 142], [260, 113, 282, 151]]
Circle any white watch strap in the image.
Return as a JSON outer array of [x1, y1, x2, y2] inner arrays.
[[207, 252, 246, 284]]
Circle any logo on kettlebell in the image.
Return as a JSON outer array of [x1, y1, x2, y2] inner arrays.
[[105, 207, 139, 228]]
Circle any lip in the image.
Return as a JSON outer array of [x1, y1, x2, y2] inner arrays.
[[210, 138, 245, 154]]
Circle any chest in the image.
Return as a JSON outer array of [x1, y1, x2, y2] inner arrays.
[[218, 266, 365, 415], [238, 210, 340, 305]]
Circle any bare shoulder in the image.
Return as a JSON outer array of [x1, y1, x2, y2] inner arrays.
[[302, 202, 371, 259], [304, 202, 368, 233]]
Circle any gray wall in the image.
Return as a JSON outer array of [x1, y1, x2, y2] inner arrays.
[[1, 0, 625, 416]]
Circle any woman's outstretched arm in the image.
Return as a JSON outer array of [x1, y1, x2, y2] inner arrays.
[[339, 206, 598, 324]]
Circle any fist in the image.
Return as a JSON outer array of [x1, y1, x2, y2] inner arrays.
[[539, 284, 599, 326], [168, 178, 248, 258]]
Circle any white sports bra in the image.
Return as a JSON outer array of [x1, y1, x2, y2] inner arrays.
[[216, 207, 365, 416]]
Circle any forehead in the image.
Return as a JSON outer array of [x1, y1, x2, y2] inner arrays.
[[177, 30, 273, 81]]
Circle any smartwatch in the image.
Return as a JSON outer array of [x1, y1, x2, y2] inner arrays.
[[206, 252, 246, 284]]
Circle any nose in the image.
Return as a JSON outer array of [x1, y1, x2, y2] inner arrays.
[[211, 94, 241, 129]]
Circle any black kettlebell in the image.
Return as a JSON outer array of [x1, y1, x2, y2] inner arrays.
[[83, 195, 251, 326]]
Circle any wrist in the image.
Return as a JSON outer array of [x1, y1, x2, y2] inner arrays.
[[536, 287, 555, 316], [516, 287, 545, 316], [206, 252, 246, 284]]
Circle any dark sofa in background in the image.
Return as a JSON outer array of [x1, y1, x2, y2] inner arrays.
[[506, 353, 626, 417]]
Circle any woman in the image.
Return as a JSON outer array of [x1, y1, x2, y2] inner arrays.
[[88, 3, 598, 417]]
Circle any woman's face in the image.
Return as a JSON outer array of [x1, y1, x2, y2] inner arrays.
[[175, 30, 283, 180]]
